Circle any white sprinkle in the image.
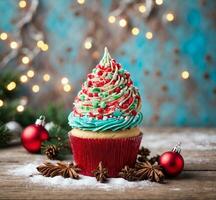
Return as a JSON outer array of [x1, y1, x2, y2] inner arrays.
[[103, 116, 108, 120], [125, 116, 129, 121]]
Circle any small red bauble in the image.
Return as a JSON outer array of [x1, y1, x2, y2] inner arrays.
[[21, 116, 49, 153], [159, 143, 184, 177]]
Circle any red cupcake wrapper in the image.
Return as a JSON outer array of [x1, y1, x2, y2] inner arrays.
[[69, 133, 142, 177]]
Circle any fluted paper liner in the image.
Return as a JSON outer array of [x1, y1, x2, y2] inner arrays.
[[69, 133, 142, 177]]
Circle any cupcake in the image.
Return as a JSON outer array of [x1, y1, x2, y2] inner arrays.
[[68, 47, 143, 177]]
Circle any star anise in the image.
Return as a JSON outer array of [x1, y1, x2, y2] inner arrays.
[[118, 166, 137, 181], [36, 162, 81, 179], [137, 146, 151, 162], [36, 162, 61, 177], [135, 161, 164, 183], [92, 162, 108, 183], [57, 162, 81, 179]]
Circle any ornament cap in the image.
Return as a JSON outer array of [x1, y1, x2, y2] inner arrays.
[[35, 115, 46, 126], [172, 142, 182, 153]]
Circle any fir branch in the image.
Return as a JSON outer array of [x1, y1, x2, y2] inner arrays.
[[41, 125, 70, 160]]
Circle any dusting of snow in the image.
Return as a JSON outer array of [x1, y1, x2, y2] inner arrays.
[[7, 131, 216, 190], [141, 131, 216, 150], [170, 188, 181, 191], [8, 161, 153, 191]]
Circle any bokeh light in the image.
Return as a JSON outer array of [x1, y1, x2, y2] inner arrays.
[[32, 85, 40, 93], [27, 70, 35, 78], [20, 75, 28, 83], [19, 0, 27, 8], [131, 27, 140, 36], [16, 105, 24, 112], [6, 82, 16, 91], [119, 19, 127, 27], [0, 99, 4, 107], [10, 41, 18, 49], [145, 31, 153, 39], [181, 71, 190, 79], [0, 32, 8, 40], [108, 15, 116, 24]]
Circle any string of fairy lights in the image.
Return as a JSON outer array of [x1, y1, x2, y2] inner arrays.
[[0, 0, 74, 112], [82, 0, 190, 79], [0, 0, 190, 113]]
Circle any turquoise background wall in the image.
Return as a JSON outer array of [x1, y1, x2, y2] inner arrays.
[[0, 0, 216, 126]]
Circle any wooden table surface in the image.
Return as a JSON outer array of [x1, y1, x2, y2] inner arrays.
[[0, 128, 216, 200]]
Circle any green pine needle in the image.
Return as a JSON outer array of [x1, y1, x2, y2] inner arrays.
[[41, 125, 70, 160]]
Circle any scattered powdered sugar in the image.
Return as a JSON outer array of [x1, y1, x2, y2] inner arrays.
[[142, 131, 216, 151], [8, 161, 153, 191]]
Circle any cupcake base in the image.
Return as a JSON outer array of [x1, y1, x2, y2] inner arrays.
[[69, 133, 142, 177]]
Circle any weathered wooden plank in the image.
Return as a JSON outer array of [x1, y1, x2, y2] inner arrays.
[[0, 171, 215, 200], [0, 129, 216, 199]]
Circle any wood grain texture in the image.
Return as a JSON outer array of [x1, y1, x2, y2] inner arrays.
[[0, 128, 216, 200]]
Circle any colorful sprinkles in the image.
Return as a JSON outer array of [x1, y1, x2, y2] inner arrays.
[[73, 47, 141, 120]]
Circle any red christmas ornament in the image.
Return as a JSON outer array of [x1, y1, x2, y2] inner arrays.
[[21, 116, 49, 153], [159, 143, 184, 177]]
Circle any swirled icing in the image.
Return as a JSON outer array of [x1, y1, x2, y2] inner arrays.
[[68, 47, 143, 132], [68, 112, 143, 131]]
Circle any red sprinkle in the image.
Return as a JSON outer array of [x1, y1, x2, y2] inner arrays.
[[97, 114, 103, 119], [97, 71, 103, 76], [82, 89, 87, 94], [125, 73, 130, 78], [96, 81, 104, 87], [128, 97, 133, 104], [111, 80, 116, 85], [88, 93, 93, 97], [105, 79, 111, 83], [99, 65, 104, 70], [121, 104, 129, 109], [88, 74, 94, 79], [106, 68, 112, 72], [136, 95, 140, 99], [93, 93, 98, 97], [88, 81, 93, 87], [89, 112, 94, 117], [116, 63, 121, 69], [114, 87, 121, 93], [131, 110, 137, 116], [127, 80, 133, 87], [124, 93, 129, 98], [98, 108, 104, 113]]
